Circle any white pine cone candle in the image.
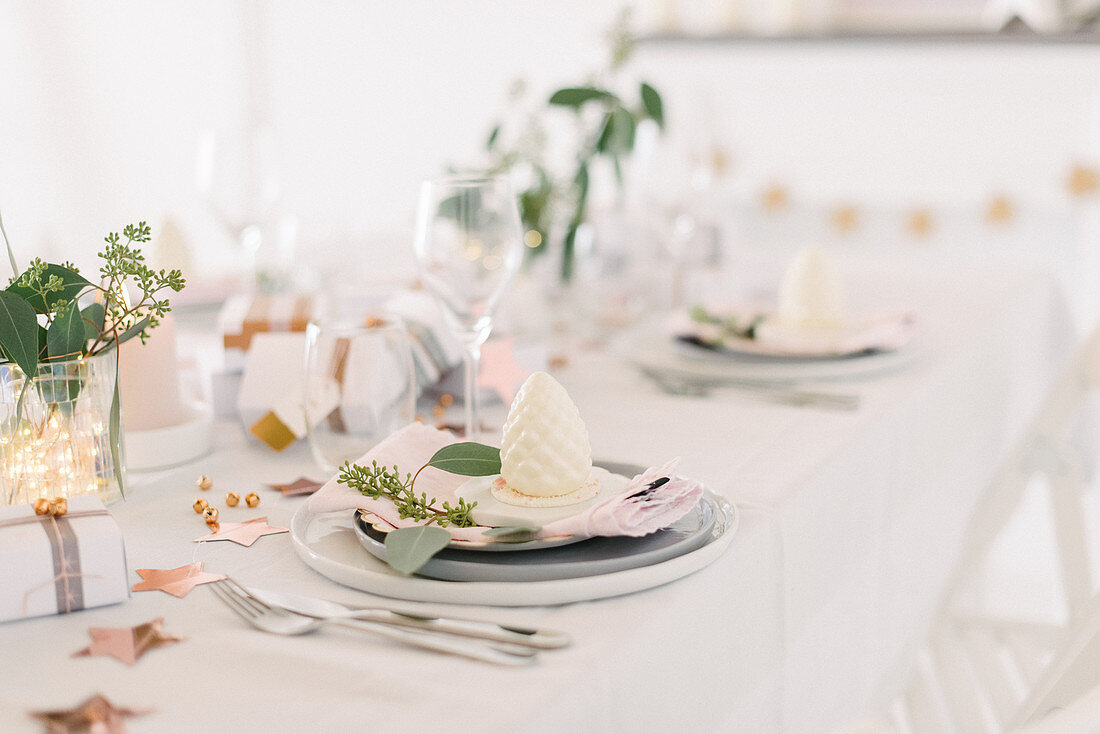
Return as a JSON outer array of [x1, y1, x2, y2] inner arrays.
[[497, 372, 594, 505]]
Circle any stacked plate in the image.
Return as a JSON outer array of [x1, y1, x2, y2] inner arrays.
[[289, 462, 738, 606]]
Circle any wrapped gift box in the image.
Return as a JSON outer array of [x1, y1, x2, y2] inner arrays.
[[0, 496, 130, 623], [238, 332, 342, 451], [219, 293, 317, 372]]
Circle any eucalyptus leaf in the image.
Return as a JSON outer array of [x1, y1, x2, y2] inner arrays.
[[594, 112, 614, 154], [486, 124, 501, 150], [113, 314, 152, 347], [0, 209, 16, 276], [383, 525, 451, 575], [109, 367, 126, 498], [640, 82, 664, 129], [610, 105, 635, 153], [483, 526, 541, 542], [6, 264, 91, 313], [0, 290, 39, 376], [548, 87, 614, 108], [46, 299, 86, 361], [81, 302, 106, 341], [426, 441, 502, 476]]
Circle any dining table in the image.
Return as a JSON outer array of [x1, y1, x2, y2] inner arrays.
[[0, 255, 1075, 733]]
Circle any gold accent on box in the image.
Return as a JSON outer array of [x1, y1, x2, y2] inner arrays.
[[249, 412, 296, 452]]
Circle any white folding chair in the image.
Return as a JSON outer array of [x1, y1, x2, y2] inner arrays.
[[867, 325, 1100, 733]]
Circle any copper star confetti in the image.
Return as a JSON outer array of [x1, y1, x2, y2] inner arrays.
[[478, 338, 530, 406], [131, 562, 226, 598], [72, 618, 182, 665], [30, 693, 149, 733], [267, 477, 324, 496], [193, 516, 289, 547]]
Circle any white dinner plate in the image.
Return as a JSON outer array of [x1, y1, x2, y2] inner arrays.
[[288, 488, 738, 606], [617, 320, 920, 383]]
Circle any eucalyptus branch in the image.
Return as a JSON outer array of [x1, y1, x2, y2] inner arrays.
[[338, 460, 478, 528]]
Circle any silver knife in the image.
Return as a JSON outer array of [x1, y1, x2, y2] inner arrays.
[[249, 588, 571, 650]]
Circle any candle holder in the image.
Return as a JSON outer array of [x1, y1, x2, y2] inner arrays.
[[0, 353, 124, 506]]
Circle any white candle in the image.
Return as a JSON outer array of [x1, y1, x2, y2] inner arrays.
[[118, 313, 187, 430]]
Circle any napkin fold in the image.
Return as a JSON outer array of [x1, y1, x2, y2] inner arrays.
[[308, 423, 703, 542], [671, 309, 916, 357]]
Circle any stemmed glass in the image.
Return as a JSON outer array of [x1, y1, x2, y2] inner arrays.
[[414, 174, 523, 439]]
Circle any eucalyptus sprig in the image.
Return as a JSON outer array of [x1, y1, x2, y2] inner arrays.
[[689, 305, 765, 342], [338, 460, 479, 528], [338, 441, 504, 529]]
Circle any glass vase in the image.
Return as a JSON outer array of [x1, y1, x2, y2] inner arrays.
[[0, 353, 124, 506]]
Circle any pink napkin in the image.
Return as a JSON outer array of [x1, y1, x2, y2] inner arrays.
[[308, 423, 703, 542]]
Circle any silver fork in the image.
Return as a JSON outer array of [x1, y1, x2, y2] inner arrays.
[[209, 578, 536, 666]]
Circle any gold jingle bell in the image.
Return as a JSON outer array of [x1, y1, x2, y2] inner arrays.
[[33, 497, 67, 517], [193, 498, 209, 514], [244, 492, 260, 508], [202, 506, 220, 525], [225, 492, 240, 507], [197, 475, 213, 491]]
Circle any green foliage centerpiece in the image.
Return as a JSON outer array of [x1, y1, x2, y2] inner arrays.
[[0, 214, 185, 505], [483, 10, 665, 282]]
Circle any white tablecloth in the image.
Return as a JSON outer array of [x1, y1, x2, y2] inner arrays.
[[0, 259, 1073, 733]]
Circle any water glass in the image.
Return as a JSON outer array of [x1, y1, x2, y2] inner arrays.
[[304, 317, 416, 473]]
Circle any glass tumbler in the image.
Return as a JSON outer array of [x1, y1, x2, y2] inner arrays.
[[304, 317, 417, 473]]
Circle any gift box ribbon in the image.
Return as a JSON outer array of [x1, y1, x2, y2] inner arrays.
[[223, 296, 312, 351], [0, 508, 109, 615]]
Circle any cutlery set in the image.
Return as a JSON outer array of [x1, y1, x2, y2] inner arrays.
[[641, 366, 861, 410], [209, 577, 568, 666]]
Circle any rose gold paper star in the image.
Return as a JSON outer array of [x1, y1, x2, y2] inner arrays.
[[193, 516, 289, 547], [30, 693, 149, 733], [72, 618, 182, 665], [1068, 165, 1100, 196], [267, 477, 324, 496], [131, 562, 226, 598], [478, 338, 530, 406]]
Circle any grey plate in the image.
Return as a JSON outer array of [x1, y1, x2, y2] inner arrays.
[[353, 494, 718, 582]]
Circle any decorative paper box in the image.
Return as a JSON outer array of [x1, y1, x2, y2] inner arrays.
[[0, 496, 130, 624], [219, 293, 317, 372], [237, 332, 338, 451]]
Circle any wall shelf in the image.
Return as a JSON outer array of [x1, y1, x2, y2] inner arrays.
[[637, 28, 1100, 47]]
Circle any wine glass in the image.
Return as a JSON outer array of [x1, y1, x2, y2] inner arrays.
[[414, 174, 523, 439]]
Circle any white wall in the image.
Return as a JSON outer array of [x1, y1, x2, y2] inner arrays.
[[0, 0, 621, 278], [3, 1, 1100, 288]]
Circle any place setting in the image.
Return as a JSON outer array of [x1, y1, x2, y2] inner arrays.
[[291, 173, 739, 607], [617, 243, 920, 408]]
